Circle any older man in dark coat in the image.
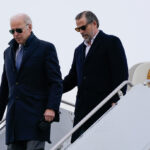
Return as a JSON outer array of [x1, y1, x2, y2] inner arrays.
[[0, 13, 62, 150], [63, 11, 128, 143]]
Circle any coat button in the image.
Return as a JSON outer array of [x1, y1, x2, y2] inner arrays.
[[16, 96, 19, 99], [16, 82, 19, 85]]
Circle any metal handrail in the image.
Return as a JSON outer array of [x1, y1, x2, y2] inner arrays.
[[0, 119, 6, 124], [50, 80, 133, 150], [61, 100, 75, 107], [0, 123, 6, 131], [0, 119, 6, 131]]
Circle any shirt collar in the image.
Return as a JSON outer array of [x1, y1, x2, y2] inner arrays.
[[23, 32, 34, 47], [9, 32, 35, 48]]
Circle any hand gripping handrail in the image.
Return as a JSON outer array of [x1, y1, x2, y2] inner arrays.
[[50, 80, 133, 150]]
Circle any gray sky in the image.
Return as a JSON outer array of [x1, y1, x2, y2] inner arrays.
[[0, 0, 150, 103]]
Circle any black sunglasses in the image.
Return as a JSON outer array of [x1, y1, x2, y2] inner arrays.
[[75, 22, 91, 32], [9, 28, 23, 34], [9, 24, 29, 34]]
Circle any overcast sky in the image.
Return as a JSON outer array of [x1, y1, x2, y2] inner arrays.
[[0, 0, 150, 103]]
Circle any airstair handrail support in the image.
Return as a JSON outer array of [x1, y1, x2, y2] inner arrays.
[[61, 100, 75, 107], [0, 119, 6, 124], [50, 80, 133, 150], [0, 119, 6, 132]]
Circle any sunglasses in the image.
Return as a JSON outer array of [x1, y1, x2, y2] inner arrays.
[[9, 24, 29, 34], [75, 22, 91, 32], [9, 28, 23, 34]]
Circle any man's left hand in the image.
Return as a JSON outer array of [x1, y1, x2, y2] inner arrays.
[[44, 109, 55, 122]]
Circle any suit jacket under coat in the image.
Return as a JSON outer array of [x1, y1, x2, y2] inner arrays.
[[0, 33, 63, 144], [63, 30, 128, 124]]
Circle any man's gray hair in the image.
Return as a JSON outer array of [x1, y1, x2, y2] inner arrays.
[[10, 13, 32, 25], [24, 14, 32, 25], [75, 11, 99, 28]]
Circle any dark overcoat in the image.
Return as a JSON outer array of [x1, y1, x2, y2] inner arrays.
[[0, 33, 63, 144], [63, 30, 128, 141]]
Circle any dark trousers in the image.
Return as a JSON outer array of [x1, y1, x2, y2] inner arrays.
[[7, 140, 45, 150]]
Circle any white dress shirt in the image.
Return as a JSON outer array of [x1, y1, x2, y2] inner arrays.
[[84, 30, 99, 57]]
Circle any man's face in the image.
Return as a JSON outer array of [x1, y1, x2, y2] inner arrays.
[[10, 18, 31, 45], [76, 16, 95, 44]]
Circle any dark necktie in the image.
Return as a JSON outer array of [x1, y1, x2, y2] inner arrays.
[[82, 44, 86, 62], [16, 46, 23, 71]]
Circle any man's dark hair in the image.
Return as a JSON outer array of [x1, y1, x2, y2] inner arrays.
[[75, 11, 99, 28]]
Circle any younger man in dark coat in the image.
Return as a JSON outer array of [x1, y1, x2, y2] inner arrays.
[[63, 11, 128, 143]]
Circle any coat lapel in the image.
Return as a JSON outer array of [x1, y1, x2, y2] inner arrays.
[[17, 37, 38, 74], [8, 39, 19, 74], [10, 46, 17, 71], [8, 34, 39, 78], [80, 44, 86, 64], [84, 31, 103, 64]]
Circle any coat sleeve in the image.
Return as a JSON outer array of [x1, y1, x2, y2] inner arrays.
[[44, 43, 63, 112], [0, 64, 9, 121], [63, 50, 77, 93], [107, 36, 128, 102]]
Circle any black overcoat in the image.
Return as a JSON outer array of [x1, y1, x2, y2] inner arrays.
[[63, 30, 128, 141], [0, 33, 63, 144]]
